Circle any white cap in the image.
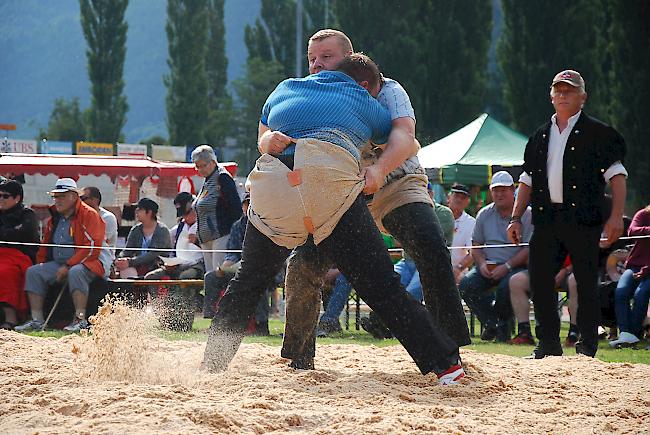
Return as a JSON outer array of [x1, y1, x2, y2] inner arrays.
[[49, 178, 78, 194], [489, 171, 514, 188]]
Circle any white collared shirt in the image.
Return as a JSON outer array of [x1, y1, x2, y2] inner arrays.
[[176, 221, 203, 263], [519, 110, 627, 202], [97, 207, 118, 277], [451, 211, 476, 266]]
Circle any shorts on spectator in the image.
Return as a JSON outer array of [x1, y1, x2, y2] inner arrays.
[[518, 269, 570, 297], [25, 261, 97, 296]]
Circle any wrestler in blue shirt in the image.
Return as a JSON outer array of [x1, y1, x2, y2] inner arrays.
[[260, 70, 391, 160]]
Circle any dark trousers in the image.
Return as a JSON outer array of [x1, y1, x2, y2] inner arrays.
[[383, 202, 471, 346], [529, 213, 602, 353], [204, 195, 459, 375], [203, 270, 269, 324], [281, 201, 471, 362], [203, 270, 233, 318]]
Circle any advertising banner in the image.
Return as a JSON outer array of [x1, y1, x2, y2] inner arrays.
[[151, 144, 186, 162], [76, 141, 114, 156], [117, 143, 148, 158], [40, 140, 72, 155], [0, 138, 37, 153]]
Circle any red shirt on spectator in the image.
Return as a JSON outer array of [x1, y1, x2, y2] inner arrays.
[[625, 206, 650, 273]]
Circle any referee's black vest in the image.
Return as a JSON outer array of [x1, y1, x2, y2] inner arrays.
[[522, 112, 626, 227]]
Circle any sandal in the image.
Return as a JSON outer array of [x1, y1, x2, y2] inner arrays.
[[0, 322, 16, 330]]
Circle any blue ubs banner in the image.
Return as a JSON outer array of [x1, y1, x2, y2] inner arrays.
[[40, 140, 72, 155]]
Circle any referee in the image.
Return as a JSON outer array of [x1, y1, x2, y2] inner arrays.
[[507, 70, 627, 358]]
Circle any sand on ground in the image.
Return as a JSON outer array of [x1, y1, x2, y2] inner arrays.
[[1, 303, 648, 434]]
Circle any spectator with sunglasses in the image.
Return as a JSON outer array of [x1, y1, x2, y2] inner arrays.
[[0, 179, 39, 329]]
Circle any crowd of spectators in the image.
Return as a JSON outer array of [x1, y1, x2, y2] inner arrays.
[[0, 143, 267, 334], [0, 153, 647, 350], [310, 171, 648, 352]]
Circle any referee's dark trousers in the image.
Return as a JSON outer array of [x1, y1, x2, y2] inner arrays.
[[529, 205, 602, 355]]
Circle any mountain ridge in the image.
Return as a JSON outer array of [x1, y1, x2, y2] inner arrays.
[[0, 0, 260, 144]]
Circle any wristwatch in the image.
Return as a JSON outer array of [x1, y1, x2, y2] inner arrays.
[[509, 215, 522, 224], [504, 262, 513, 271]]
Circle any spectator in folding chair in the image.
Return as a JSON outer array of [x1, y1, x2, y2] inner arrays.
[[0, 179, 39, 329], [609, 204, 650, 348], [114, 197, 171, 278], [15, 178, 106, 333]]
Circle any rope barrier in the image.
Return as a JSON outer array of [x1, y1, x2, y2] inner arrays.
[[0, 235, 647, 254]]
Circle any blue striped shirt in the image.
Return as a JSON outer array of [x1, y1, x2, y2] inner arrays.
[[261, 71, 391, 160]]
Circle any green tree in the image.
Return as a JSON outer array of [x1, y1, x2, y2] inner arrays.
[[233, 0, 311, 170], [139, 134, 168, 145], [231, 0, 341, 171], [304, 0, 338, 32], [498, 0, 610, 135], [244, 0, 339, 76], [165, 0, 209, 146], [205, 0, 232, 155], [608, 0, 650, 207], [79, 0, 129, 143], [39, 97, 86, 142], [232, 58, 285, 171], [334, 0, 492, 143]]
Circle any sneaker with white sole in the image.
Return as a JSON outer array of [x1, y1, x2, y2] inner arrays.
[[437, 364, 466, 385], [63, 318, 89, 333], [608, 331, 640, 348], [14, 319, 45, 332]]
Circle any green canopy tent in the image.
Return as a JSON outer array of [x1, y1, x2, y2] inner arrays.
[[418, 113, 528, 185]]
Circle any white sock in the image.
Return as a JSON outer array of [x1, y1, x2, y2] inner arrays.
[[75, 310, 86, 320]]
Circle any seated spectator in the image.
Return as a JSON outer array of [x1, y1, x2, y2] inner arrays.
[[114, 198, 171, 278], [447, 183, 476, 283], [15, 178, 106, 332], [609, 204, 650, 347], [203, 192, 271, 335], [458, 171, 532, 342], [81, 186, 118, 278], [145, 192, 205, 281], [0, 180, 39, 329], [507, 258, 577, 346]]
